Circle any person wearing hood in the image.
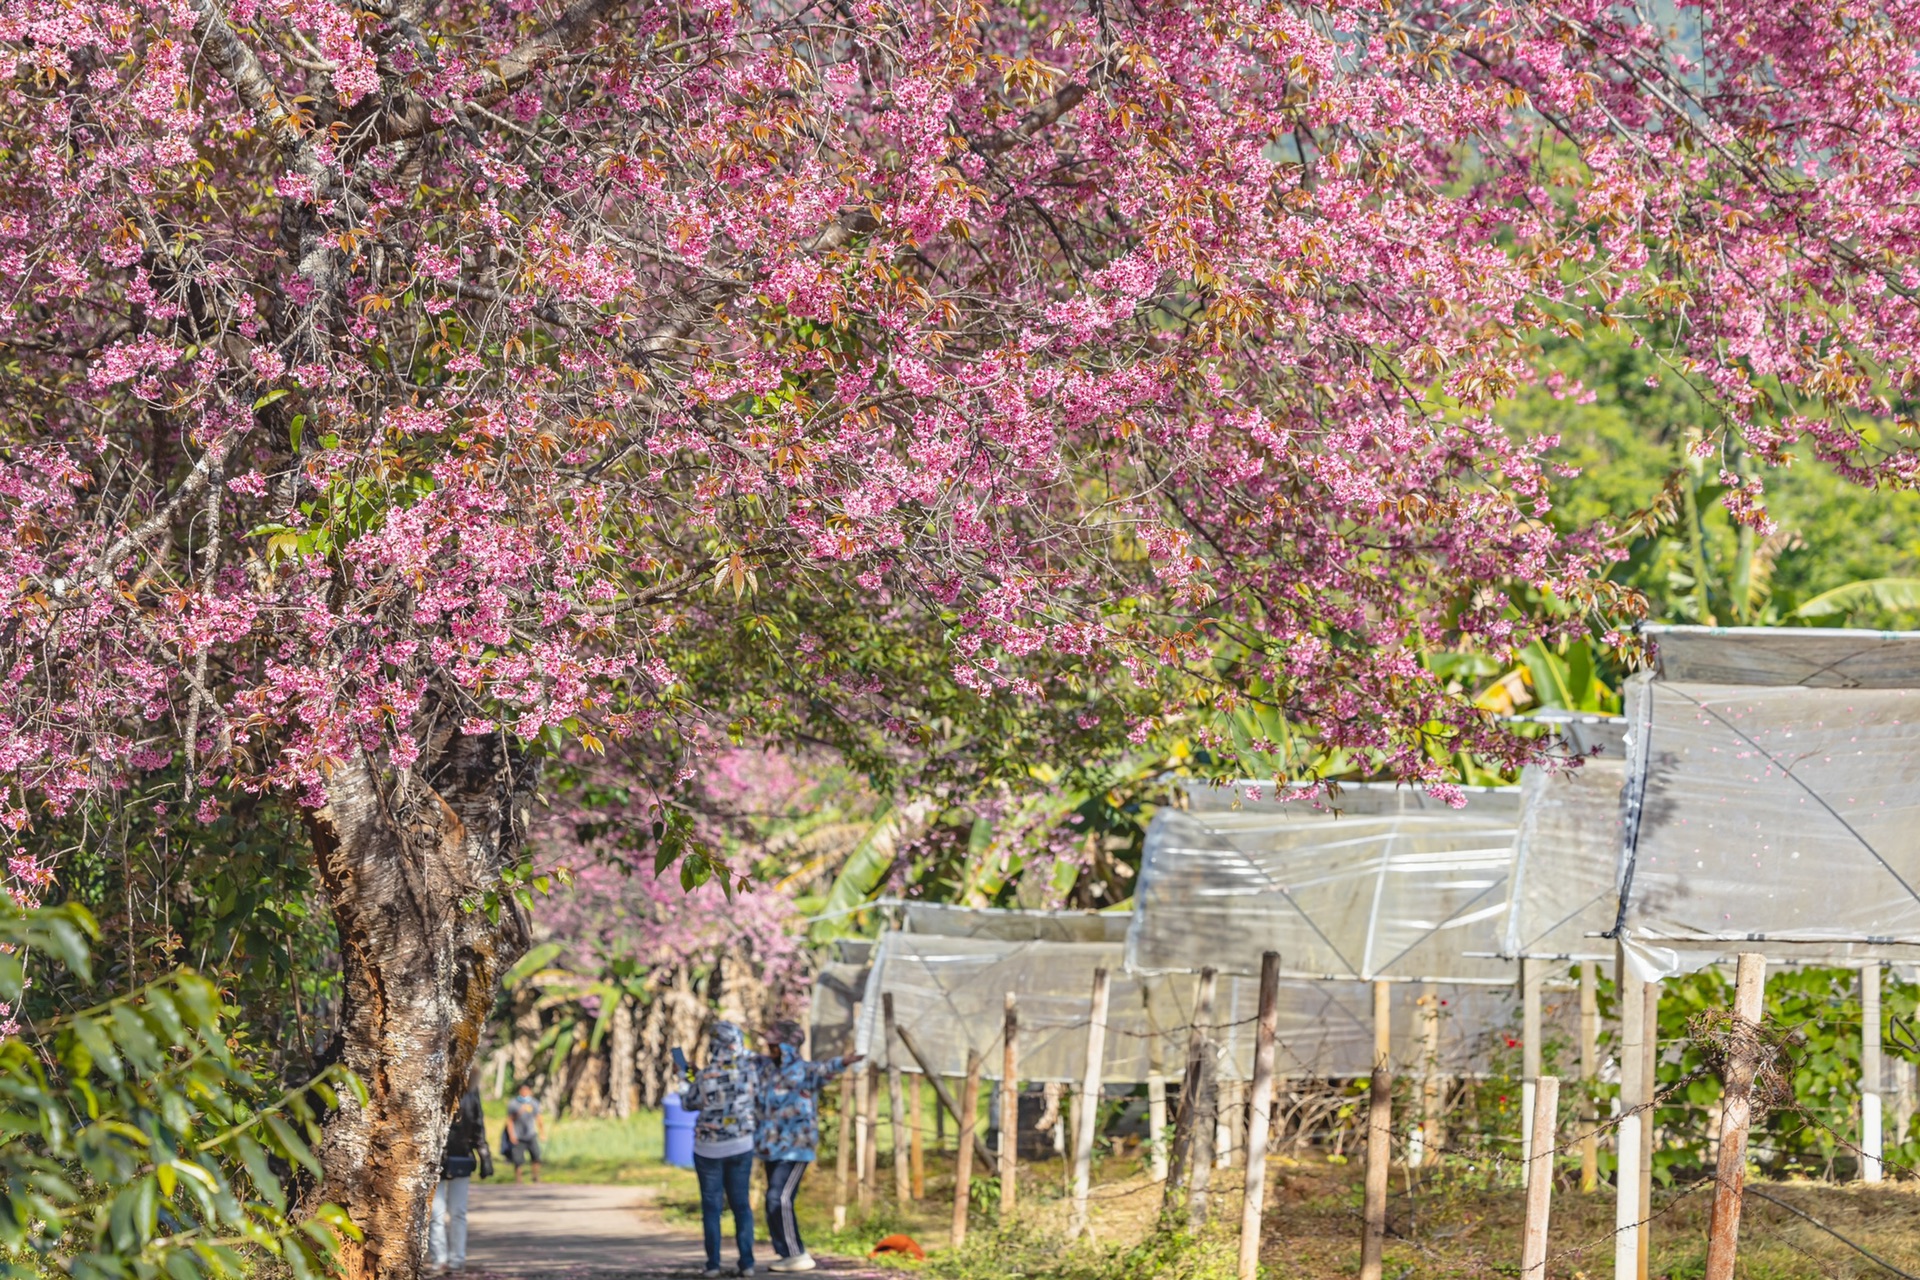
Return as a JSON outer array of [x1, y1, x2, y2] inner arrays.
[[689, 1021, 760, 1278], [753, 1021, 860, 1274]]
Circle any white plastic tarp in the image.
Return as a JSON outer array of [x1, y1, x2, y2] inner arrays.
[[902, 901, 1131, 943], [1126, 783, 1521, 984], [808, 961, 870, 1058], [854, 925, 1535, 1081], [1617, 626, 1920, 979], [1503, 718, 1627, 962]]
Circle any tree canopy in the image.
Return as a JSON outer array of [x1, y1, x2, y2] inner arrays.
[[6, 0, 1920, 1273]]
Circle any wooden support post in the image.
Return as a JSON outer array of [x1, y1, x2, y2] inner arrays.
[[884, 994, 913, 1204], [951, 1050, 984, 1250], [1580, 961, 1599, 1193], [1001, 993, 1019, 1215], [1703, 954, 1768, 1280], [1238, 952, 1282, 1280], [893, 1023, 998, 1171], [1418, 981, 1442, 1168], [1148, 1077, 1169, 1182], [1896, 1059, 1917, 1155], [1521, 1075, 1560, 1280], [834, 1001, 859, 1231], [1521, 958, 1544, 1166], [910, 1074, 925, 1199], [1361, 980, 1392, 1280], [1186, 986, 1222, 1234], [1638, 979, 1659, 1280], [1071, 967, 1112, 1237], [1613, 948, 1645, 1280], [1188, 1068, 1218, 1232], [862, 1063, 881, 1206], [1862, 963, 1884, 1183], [1165, 967, 1218, 1203], [1215, 1080, 1237, 1170], [853, 1048, 872, 1208]]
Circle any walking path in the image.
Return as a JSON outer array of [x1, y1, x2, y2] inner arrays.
[[464, 1183, 701, 1276], [461, 1182, 890, 1279]]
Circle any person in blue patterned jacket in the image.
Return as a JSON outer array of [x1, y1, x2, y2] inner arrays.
[[689, 1021, 762, 1277], [753, 1021, 860, 1274]]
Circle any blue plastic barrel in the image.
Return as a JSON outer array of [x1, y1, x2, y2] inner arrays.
[[662, 1093, 696, 1168]]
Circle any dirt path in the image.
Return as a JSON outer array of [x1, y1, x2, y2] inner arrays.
[[460, 1181, 888, 1279], [462, 1182, 701, 1277]]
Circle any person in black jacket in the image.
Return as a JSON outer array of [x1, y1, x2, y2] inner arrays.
[[431, 1067, 490, 1273]]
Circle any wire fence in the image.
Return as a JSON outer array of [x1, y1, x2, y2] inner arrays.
[[825, 979, 1920, 1278]]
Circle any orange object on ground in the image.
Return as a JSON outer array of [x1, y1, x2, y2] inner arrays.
[[869, 1234, 926, 1260]]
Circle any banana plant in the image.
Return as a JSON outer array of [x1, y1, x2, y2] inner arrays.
[[1790, 577, 1920, 623]]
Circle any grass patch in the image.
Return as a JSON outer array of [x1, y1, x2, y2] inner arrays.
[[479, 1100, 699, 1198]]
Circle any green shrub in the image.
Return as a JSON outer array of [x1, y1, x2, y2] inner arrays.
[[0, 904, 355, 1279]]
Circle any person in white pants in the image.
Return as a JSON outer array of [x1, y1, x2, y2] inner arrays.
[[432, 1068, 488, 1272], [430, 1175, 470, 1271]]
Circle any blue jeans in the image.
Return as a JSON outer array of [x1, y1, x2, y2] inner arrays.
[[694, 1152, 755, 1271], [763, 1159, 808, 1258]]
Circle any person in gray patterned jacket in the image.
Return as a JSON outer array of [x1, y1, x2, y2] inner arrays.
[[689, 1022, 759, 1277]]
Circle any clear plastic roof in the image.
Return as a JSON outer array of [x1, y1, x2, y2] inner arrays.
[[1502, 720, 1627, 962], [902, 901, 1130, 943], [1126, 783, 1521, 984], [1618, 626, 1920, 979], [851, 920, 1538, 1081], [808, 960, 870, 1058]]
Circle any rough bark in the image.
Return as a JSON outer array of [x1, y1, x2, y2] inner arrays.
[[306, 728, 537, 1280], [609, 996, 637, 1119]]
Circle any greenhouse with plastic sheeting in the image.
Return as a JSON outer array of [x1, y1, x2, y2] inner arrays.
[[1126, 782, 1521, 984]]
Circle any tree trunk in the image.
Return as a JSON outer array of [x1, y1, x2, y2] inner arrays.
[[609, 997, 637, 1119], [306, 730, 537, 1280]]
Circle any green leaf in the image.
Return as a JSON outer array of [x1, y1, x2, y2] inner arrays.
[[500, 942, 564, 990], [252, 388, 290, 410], [263, 1115, 320, 1178], [233, 1135, 283, 1211], [1790, 576, 1920, 619]]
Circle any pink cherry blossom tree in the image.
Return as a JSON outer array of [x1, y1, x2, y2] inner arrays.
[[5, 0, 1920, 1271]]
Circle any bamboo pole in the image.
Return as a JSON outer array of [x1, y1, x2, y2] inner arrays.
[[1148, 1077, 1169, 1182], [884, 994, 913, 1203], [1638, 979, 1659, 1280], [1360, 980, 1392, 1280], [1238, 952, 1282, 1280], [1703, 954, 1768, 1280], [910, 1074, 925, 1199], [892, 1023, 997, 1170], [1521, 958, 1544, 1166], [1419, 981, 1442, 1168], [1186, 991, 1221, 1232], [1000, 992, 1019, 1215], [1521, 1075, 1560, 1280], [951, 1050, 985, 1250], [1225, 1081, 1247, 1169], [1862, 963, 1884, 1183], [1613, 947, 1645, 1280], [861, 1063, 880, 1206], [1165, 966, 1218, 1203], [1580, 961, 1599, 1192], [834, 1000, 859, 1231], [1071, 967, 1112, 1237], [1897, 1060, 1917, 1157]]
